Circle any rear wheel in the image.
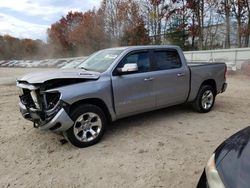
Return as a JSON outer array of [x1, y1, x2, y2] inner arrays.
[[65, 104, 106, 148], [193, 85, 215, 113]]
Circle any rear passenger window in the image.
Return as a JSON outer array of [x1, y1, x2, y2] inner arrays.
[[154, 50, 181, 70]]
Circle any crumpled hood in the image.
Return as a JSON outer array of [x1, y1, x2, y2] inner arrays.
[[17, 69, 100, 84]]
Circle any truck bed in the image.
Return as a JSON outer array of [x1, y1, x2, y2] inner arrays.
[[187, 62, 226, 102]]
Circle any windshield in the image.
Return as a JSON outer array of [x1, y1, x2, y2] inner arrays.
[[61, 61, 84, 69], [78, 49, 124, 72]]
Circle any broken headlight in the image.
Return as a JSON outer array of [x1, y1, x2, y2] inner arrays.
[[17, 87, 23, 96], [205, 153, 225, 188]]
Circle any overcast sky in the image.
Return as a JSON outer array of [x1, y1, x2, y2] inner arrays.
[[0, 0, 101, 41]]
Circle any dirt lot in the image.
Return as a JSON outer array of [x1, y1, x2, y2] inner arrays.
[[0, 67, 249, 188]]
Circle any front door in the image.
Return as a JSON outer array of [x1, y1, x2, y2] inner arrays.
[[111, 51, 155, 118]]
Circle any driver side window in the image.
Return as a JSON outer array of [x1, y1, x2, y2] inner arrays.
[[119, 52, 150, 73]]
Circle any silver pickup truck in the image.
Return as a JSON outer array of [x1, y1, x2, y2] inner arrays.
[[17, 45, 227, 148]]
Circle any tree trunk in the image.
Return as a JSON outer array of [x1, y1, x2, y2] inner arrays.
[[191, 14, 195, 49], [201, 0, 204, 49], [237, 22, 241, 48], [156, 5, 161, 44], [225, 0, 231, 48], [237, 16, 242, 48], [157, 22, 161, 44], [182, 0, 185, 48], [245, 16, 250, 47], [197, 0, 204, 50], [234, 0, 243, 48], [245, 1, 250, 47], [192, 35, 195, 49]]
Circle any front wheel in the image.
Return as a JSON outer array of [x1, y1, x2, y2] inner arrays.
[[64, 104, 107, 148], [192, 85, 215, 113]]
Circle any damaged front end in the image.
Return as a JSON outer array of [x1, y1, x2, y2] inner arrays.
[[17, 81, 73, 132], [17, 69, 100, 132]]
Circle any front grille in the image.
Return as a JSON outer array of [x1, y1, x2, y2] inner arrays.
[[18, 84, 62, 125]]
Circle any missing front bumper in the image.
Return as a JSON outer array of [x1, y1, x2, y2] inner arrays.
[[19, 102, 73, 132]]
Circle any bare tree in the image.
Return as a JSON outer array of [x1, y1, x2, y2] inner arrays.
[[244, 0, 250, 46], [186, 0, 205, 49], [217, 0, 232, 48], [231, 0, 248, 47], [141, 0, 175, 44]]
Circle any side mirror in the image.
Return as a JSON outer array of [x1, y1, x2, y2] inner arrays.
[[117, 63, 138, 74]]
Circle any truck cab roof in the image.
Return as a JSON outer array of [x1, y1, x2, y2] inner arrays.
[[105, 45, 180, 51]]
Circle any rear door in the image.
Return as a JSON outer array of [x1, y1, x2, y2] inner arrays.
[[151, 49, 190, 107], [111, 50, 156, 118]]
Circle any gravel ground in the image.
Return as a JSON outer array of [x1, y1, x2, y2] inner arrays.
[[0, 67, 249, 188]]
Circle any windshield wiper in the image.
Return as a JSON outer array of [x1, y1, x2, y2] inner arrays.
[[79, 67, 89, 71], [79, 66, 100, 73]]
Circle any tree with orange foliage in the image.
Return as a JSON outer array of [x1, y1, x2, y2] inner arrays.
[[0, 34, 47, 60], [68, 9, 108, 54], [47, 10, 108, 56], [47, 11, 84, 56]]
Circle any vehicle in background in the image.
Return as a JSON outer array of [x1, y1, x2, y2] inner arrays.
[[16, 45, 227, 148], [61, 58, 87, 69], [197, 126, 250, 188]]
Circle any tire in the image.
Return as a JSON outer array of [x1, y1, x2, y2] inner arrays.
[[192, 85, 216, 113], [64, 104, 107, 148]]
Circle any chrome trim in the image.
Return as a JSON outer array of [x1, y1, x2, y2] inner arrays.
[[201, 90, 214, 110], [16, 82, 38, 90], [73, 112, 102, 142], [30, 90, 40, 109]]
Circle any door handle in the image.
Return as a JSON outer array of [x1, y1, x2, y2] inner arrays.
[[177, 73, 185, 77], [144, 77, 154, 81]]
